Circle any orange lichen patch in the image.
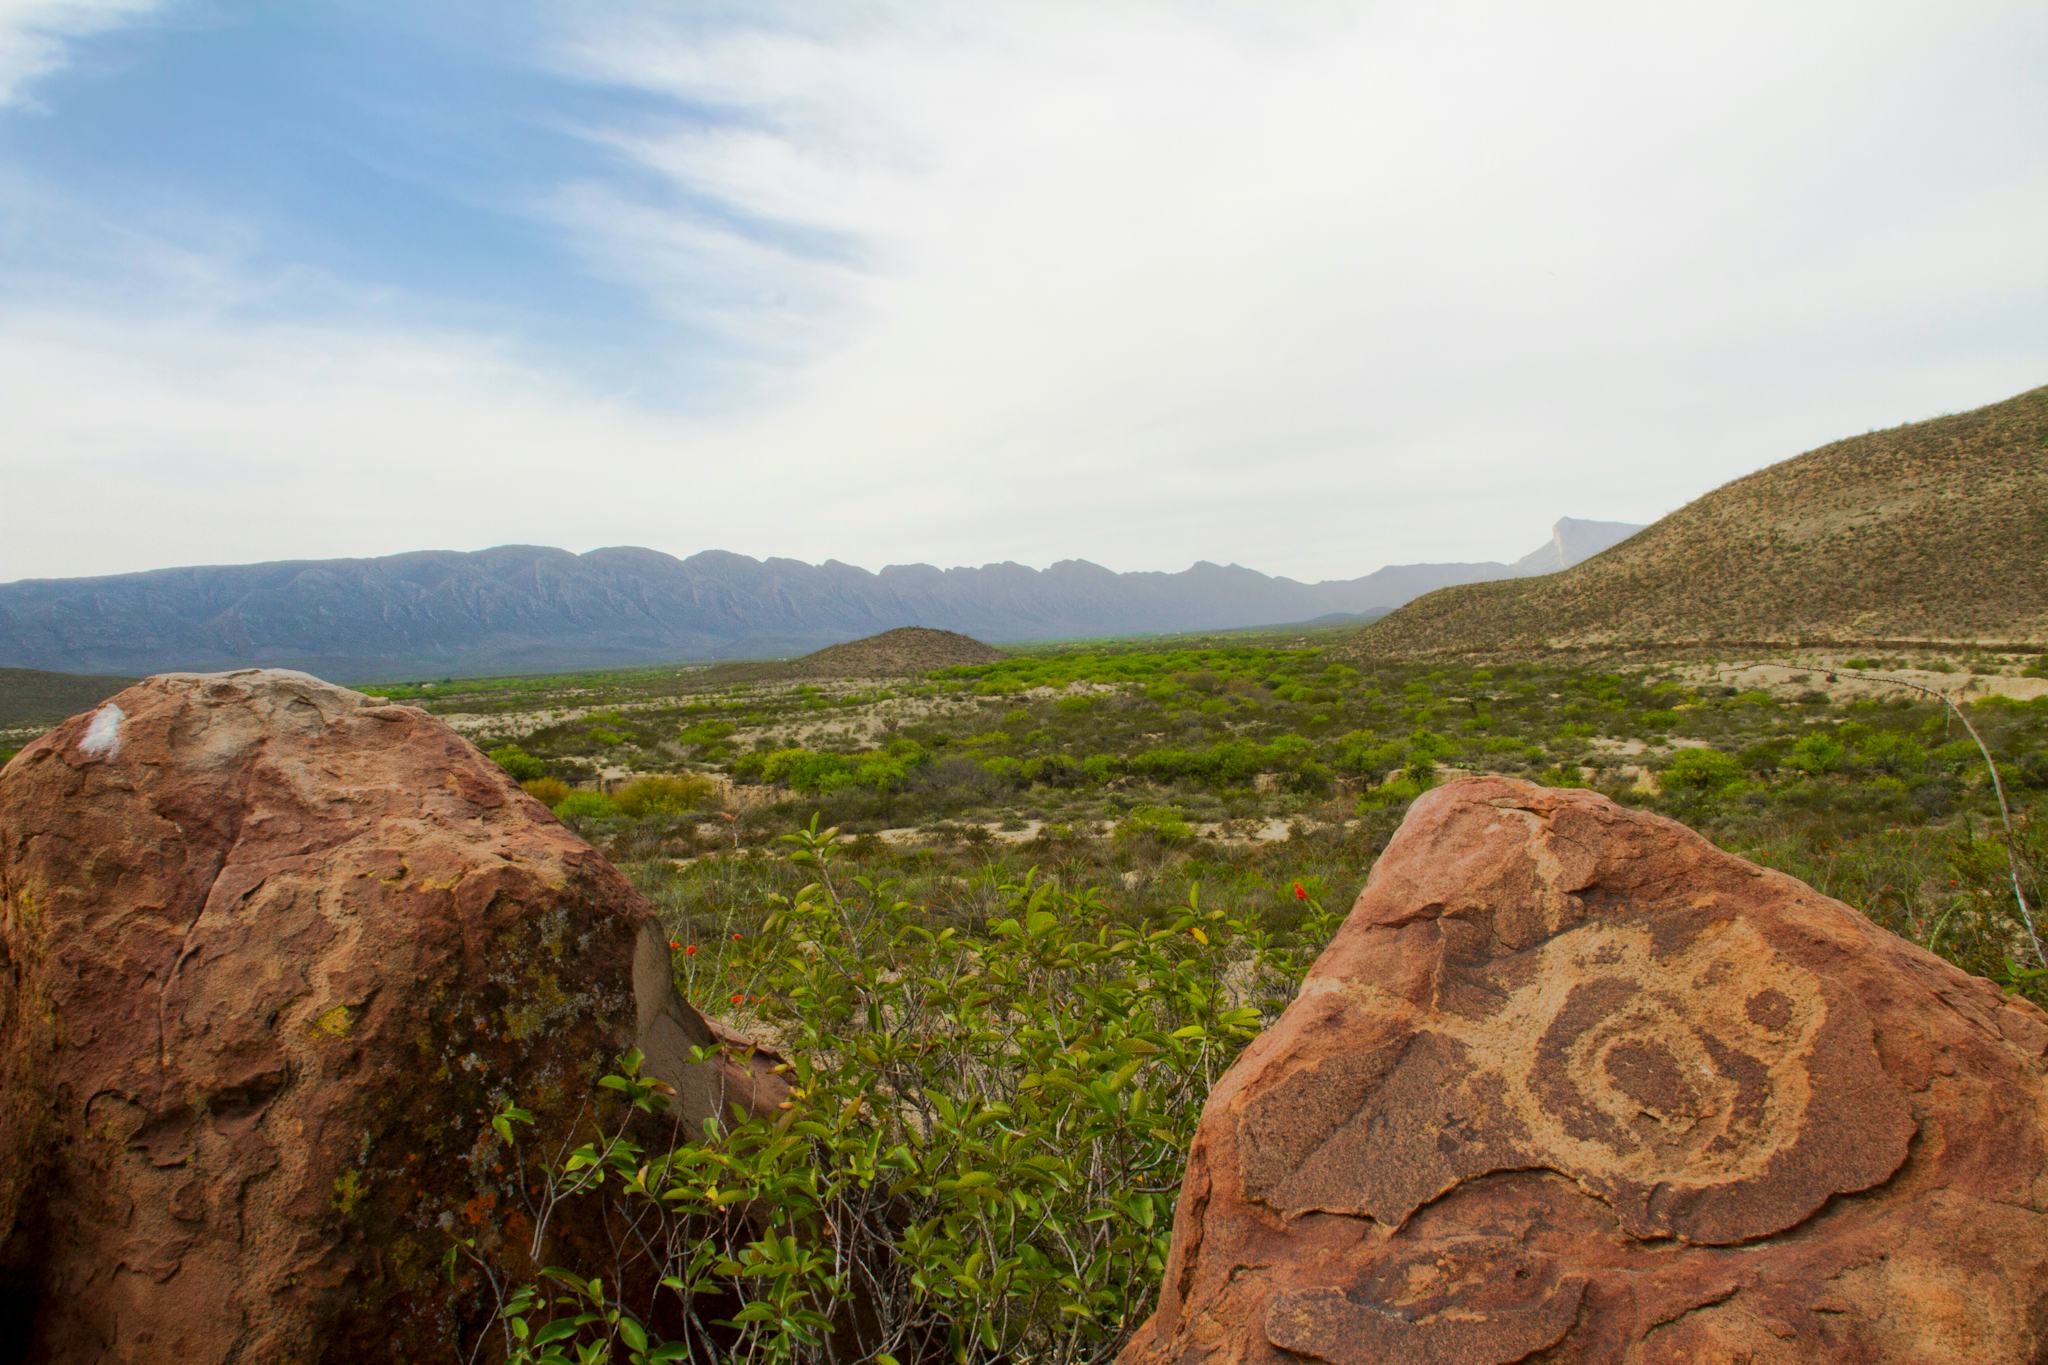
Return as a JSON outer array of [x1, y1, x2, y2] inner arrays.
[[460, 1191, 498, 1227]]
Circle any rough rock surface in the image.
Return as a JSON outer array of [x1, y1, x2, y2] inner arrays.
[[1122, 776, 2048, 1364], [0, 670, 784, 1363]]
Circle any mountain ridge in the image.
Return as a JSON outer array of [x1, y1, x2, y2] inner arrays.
[[0, 520, 1639, 680]]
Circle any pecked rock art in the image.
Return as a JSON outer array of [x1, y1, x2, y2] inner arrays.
[[1121, 776, 2048, 1364], [0, 670, 786, 1364]]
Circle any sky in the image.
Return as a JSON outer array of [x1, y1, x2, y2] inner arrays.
[[1, 0, 2045, 585]]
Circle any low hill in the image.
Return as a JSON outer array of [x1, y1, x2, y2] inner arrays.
[[0, 667, 137, 728], [787, 627, 1007, 677], [1348, 385, 2048, 658]]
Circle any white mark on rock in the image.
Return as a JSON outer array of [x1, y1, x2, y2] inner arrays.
[[79, 704, 125, 759]]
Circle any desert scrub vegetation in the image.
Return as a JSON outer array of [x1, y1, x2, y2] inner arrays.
[[407, 635, 2048, 1356], [449, 637, 2048, 999], [466, 822, 1331, 1363]]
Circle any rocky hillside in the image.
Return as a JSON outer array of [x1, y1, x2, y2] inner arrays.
[[0, 519, 1635, 680], [1350, 385, 2048, 657], [787, 627, 1006, 677]]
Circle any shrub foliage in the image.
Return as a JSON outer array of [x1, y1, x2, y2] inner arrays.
[[472, 822, 1329, 1364]]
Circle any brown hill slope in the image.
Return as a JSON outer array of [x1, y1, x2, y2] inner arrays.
[[1348, 384, 2048, 658], [787, 626, 1007, 677], [0, 667, 136, 728]]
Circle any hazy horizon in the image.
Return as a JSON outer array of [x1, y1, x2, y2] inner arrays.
[[0, 513, 1637, 586], [3, 2, 2044, 583]]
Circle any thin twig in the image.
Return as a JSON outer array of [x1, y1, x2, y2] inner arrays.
[[1798, 664, 2043, 969]]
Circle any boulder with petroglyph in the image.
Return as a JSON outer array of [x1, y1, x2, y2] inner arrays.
[[1121, 776, 2048, 1363]]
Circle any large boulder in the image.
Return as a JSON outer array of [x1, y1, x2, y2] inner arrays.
[[0, 670, 784, 1363], [1123, 777, 2048, 1363]]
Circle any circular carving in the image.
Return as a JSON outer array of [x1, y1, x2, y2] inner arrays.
[[1237, 915, 1912, 1244], [1522, 919, 1822, 1188]]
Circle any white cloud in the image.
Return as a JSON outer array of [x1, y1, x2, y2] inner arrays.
[[0, 0, 158, 108], [0, 306, 749, 578], [531, 0, 2048, 572], [1, 1, 2045, 583]]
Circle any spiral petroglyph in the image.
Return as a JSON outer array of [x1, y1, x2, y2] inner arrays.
[[1521, 922, 1819, 1177], [1239, 914, 1908, 1244], [1122, 779, 2048, 1364]]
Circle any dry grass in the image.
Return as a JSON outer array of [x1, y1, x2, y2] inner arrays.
[[1348, 384, 2048, 658]]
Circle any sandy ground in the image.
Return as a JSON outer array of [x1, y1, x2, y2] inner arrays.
[[440, 696, 692, 743], [1674, 658, 2048, 704], [669, 813, 1317, 867], [437, 678, 1124, 768], [436, 674, 1020, 749]]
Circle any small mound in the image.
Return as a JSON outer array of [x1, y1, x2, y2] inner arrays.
[[789, 627, 1006, 677]]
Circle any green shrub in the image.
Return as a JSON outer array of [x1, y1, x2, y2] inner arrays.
[[1662, 747, 1742, 793], [1786, 734, 1845, 775], [1115, 805, 1194, 845], [520, 776, 572, 808], [614, 773, 718, 817], [553, 790, 619, 821], [679, 719, 737, 746], [1855, 731, 1925, 776], [980, 755, 1025, 785], [475, 826, 1324, 1362], [1357, 771, 1433, 810], [1291, 759, 1335, 795], [487, 744, 548, 782], [754, 749, 857, 794], [1020, 754, 1084, 788]]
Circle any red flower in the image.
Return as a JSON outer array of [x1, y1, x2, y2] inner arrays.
[[1293, 882, 1308, 901], [730, 993, 743, 1005], [685, 944, 698, 956], [667, 939, 681, 951], [732, 932, 743, 941]]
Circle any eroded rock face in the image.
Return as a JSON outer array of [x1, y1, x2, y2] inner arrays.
[[1122, 777, 2048, 1364], [0, 670, 783, 1363]]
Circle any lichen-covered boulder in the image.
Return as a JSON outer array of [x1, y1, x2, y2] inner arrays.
[[0, 670, 781, 1363], [1122, 776, 2048, 1363]]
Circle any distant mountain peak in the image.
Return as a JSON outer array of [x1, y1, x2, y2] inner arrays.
[[1508, 518, 1646, 577]]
